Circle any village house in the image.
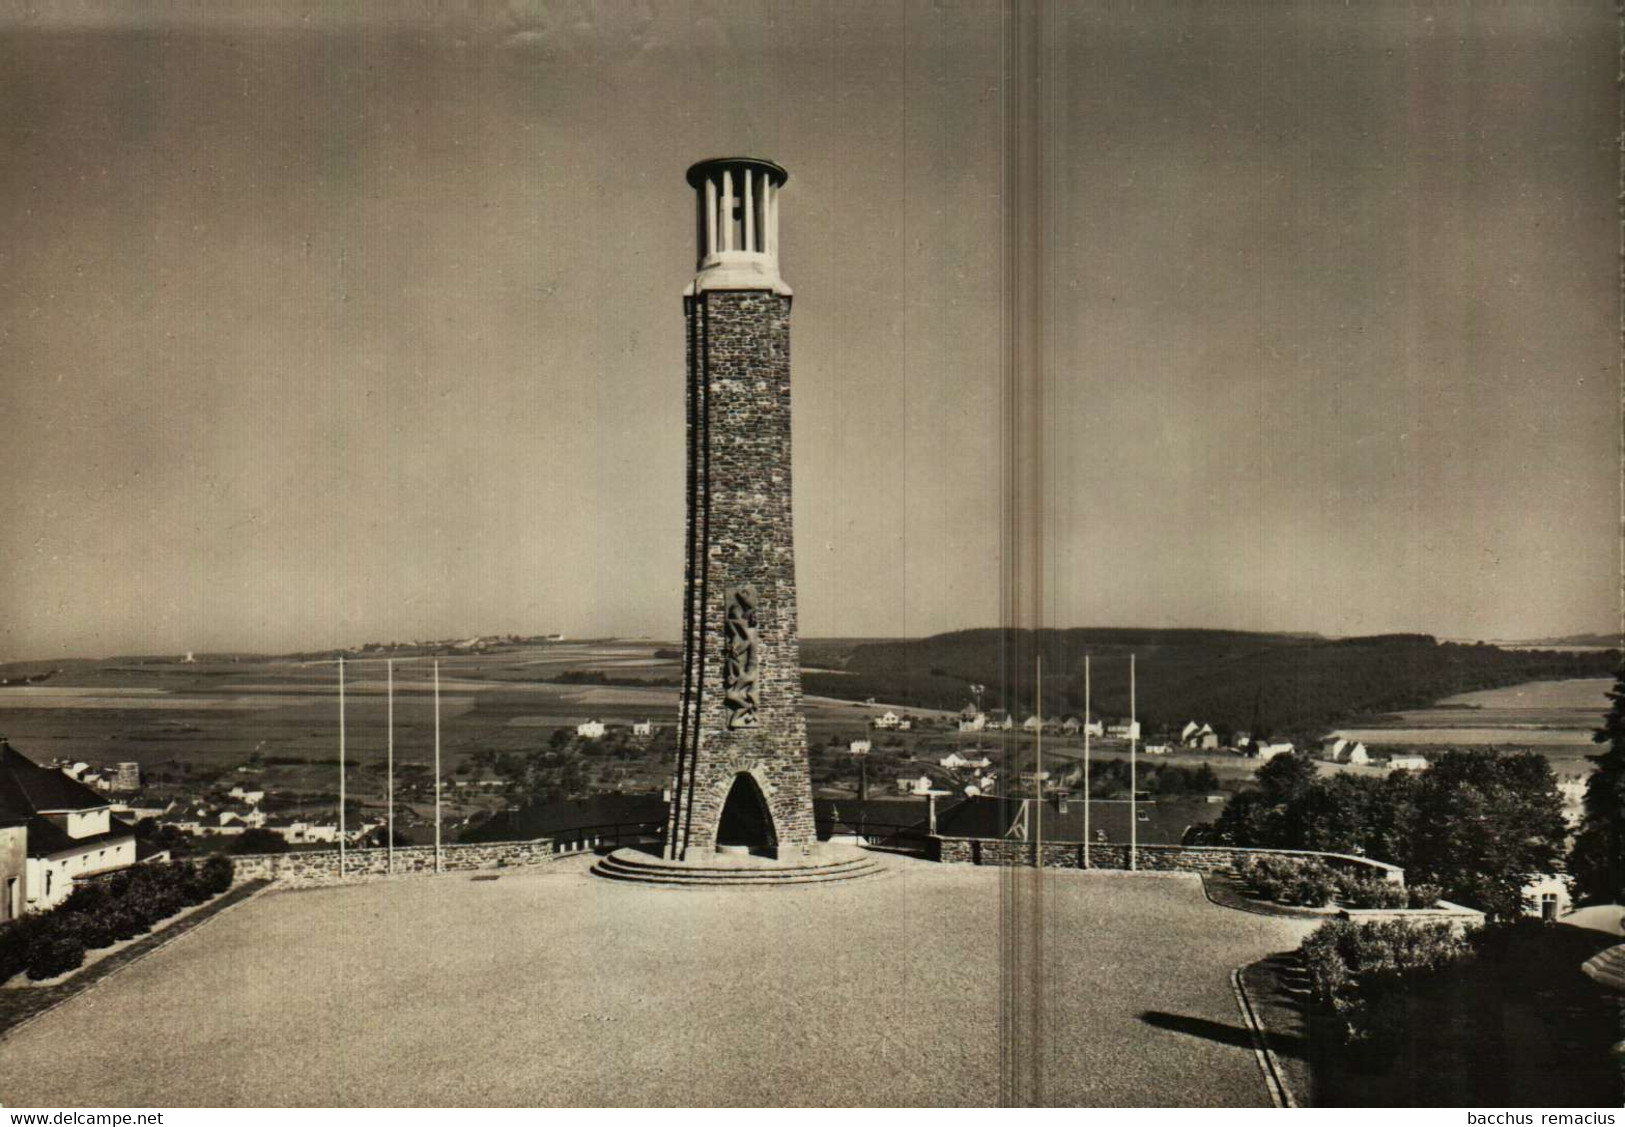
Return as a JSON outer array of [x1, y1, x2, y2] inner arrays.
[[1180, 722, 1218, 750], [1388, 755, 1430, 772], [0, 740, 136, 911], [576, 719, 607, 740], [632, 719, 654, 738], [1022, 715, 1043, 733], [1255, 741, 1294, 762], [849, 739, 872, 756], [986, 711, 1015, 731], [872, 711, 901, 730], [958, 703, 986, 732], [1143, 744, 1173, 756], [228, 784, 265, 805], [1107, 719, 1142, 741]]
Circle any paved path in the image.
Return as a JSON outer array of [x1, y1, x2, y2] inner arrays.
[[0, 860, 1313, 1107]]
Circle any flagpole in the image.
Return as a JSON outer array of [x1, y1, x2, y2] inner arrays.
[[1130, 652, 1137, 872], [1034, 654, 1043, 867], [338, 655, 346, 879], [1083, 654, 1091, 869], [434, 658, 443, 874], [386, 658, 395, 875]]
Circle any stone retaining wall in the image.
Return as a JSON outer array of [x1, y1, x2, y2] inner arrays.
[[230, 839, 554, 888], [935, 837, 1405, 883]]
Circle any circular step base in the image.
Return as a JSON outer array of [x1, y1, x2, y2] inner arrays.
[[591, 844, 887, 888]]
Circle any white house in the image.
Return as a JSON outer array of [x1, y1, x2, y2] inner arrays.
[[1, 740, 136, 911], [1022, 715, 1044, 732], [1256, 742, 1294, 762], [228, 785, 265, 805], [872, 711, 901, 730], [958, 712, 987, 733], [576, 719, 607, 740], [1388, 755, 1430, 772], [1347, 743, 1372, 766], [218, 804, 266, 831], [1180, 722, 1217, 750], [940, 752, 969, 769], [285, 820, 339, 844], [1143, 744, 1173, 756], [632, 719, 654, 738], [1321, 737, 1350, 762], [1107, 720, 1142, 741], [849, 739, 873, 756]]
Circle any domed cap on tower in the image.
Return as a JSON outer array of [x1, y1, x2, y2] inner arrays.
[[684, 157, 792, 296]]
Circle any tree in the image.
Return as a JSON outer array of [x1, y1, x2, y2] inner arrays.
[[1215, 753, 1321, 846], [1572, 665, 1625, 904], [1405, 750, 1567, 920], [1286, 774, 1375, 855]]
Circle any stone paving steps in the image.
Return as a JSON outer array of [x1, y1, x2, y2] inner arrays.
[[590, 847, 886, 887]]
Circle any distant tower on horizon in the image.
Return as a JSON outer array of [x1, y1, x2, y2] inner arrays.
[[664, 157, 816, 861]]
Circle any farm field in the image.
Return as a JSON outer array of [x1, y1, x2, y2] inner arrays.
[[1332, 677, 1611, 769], [0, 642, 959, 824]]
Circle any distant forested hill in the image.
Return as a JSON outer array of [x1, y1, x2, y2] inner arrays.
[[800, 629, 1617, 740]]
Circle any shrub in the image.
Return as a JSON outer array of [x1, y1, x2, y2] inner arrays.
[[1337, 873, 1409, 909], [1298, 919, 1473, 1048], [0, 917, 37, 985], [203, 856, 234, 894], [1281, 863, 1338, 907], [1406, 882, 1443, 909], [26, 931, 85, 981]]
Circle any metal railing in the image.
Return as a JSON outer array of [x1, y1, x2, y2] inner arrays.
[[815, 818, 933, 855], [545, 821, 666, 854]]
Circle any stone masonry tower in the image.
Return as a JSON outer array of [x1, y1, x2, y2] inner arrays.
[[665, 157, 816, 862]]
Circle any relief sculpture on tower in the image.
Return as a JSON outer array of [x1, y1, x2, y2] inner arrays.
[[722, 585, 762, 729]]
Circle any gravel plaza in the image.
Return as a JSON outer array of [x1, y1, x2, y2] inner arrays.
[[0, 857, 1315, 1107]]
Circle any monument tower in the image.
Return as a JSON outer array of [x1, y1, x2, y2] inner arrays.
[[664, 157, 817, 862]]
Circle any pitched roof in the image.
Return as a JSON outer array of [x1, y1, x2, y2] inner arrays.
[[24, 815, 135, 859], [0, 740, 110, 814]]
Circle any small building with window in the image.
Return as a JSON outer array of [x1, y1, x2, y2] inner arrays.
[[0, 740, 136, 911]]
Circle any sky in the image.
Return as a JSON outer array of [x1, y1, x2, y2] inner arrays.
[[0, 1, 1614, 659]]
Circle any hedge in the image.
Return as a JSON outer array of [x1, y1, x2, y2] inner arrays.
[[0, 857, 234, 983], [1299, 918, 1474, 1047], [1234, 855, 1435, 910]]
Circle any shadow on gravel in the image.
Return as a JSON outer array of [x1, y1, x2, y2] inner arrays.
[[1140, 1010, 1308, 1058]]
